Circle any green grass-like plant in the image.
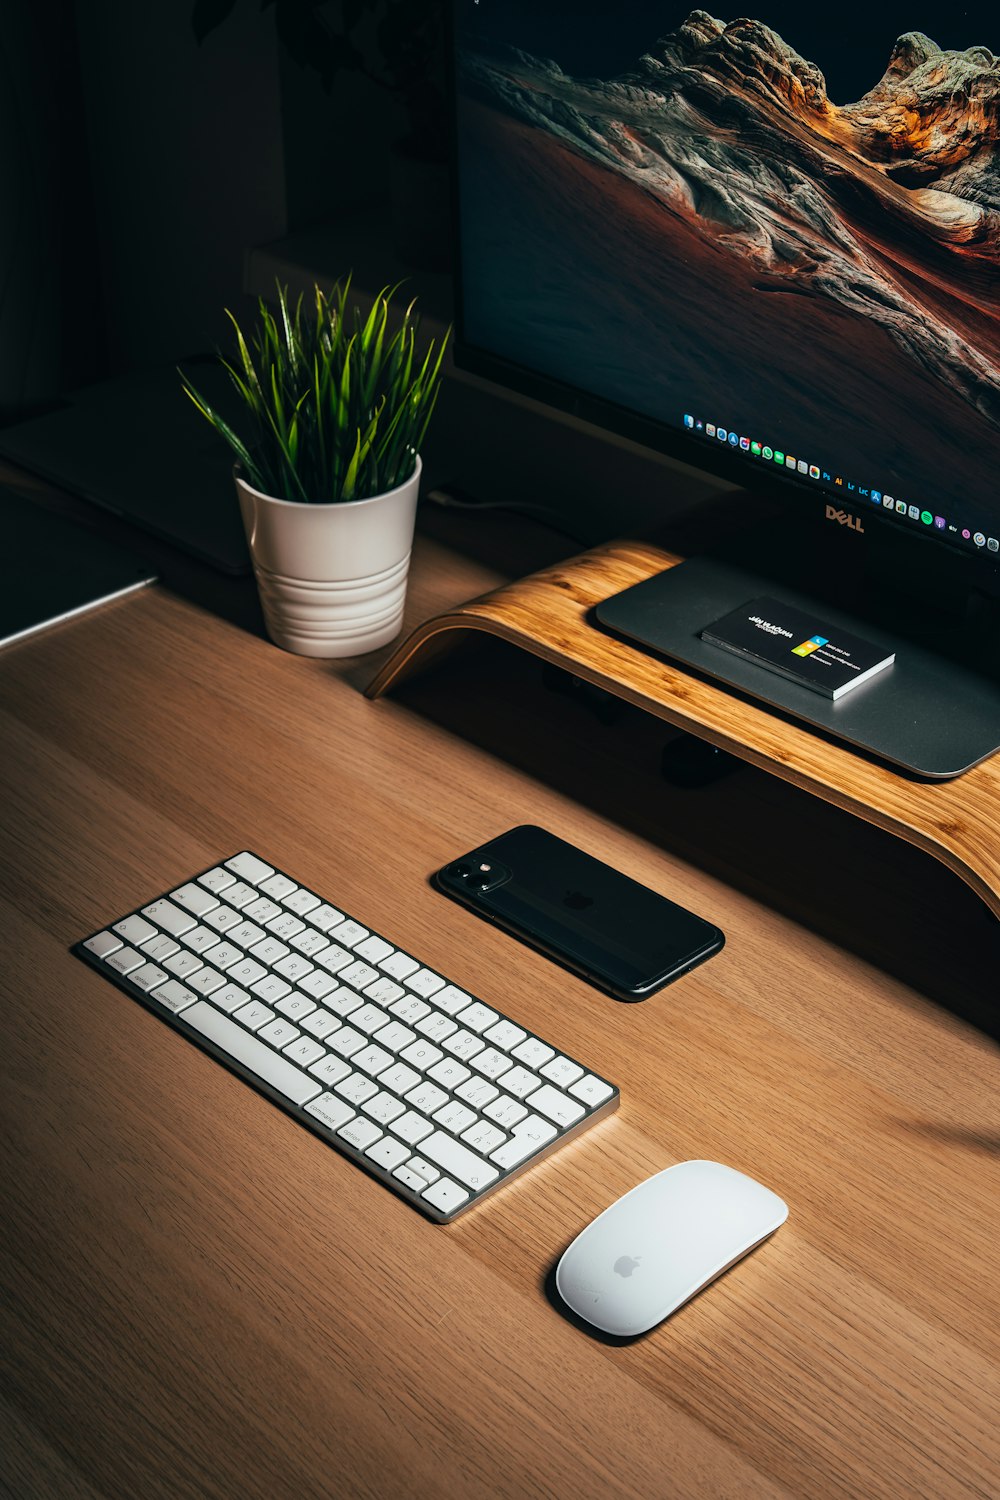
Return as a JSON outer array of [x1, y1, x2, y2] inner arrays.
[[181, 278, 448, 503]]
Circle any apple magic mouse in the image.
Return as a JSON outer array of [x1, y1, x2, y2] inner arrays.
[[555, 1159, 788, 1337]]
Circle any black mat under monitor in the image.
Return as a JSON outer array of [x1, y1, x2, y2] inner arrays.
[[0, 489, 156, 649], [597, 556, 1000, 780], [0, 364, 250, 575]]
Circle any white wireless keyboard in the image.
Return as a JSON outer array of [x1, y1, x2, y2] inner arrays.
[[74, 852, 620, 1222]]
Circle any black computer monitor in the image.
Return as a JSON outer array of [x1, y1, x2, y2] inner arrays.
[[449, 3, 1000, 775]]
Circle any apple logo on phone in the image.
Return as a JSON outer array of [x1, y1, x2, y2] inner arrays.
[[563, 889, 594, 910]]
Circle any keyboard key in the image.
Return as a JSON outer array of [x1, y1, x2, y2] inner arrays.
[[211, 983, 250, 1014], [427, 1057, 470, 1091], [404, 1082, 449, 1116], [326, 987, 363, 1019], [540, 1055, 584, 1089], [456, 1002, 499, 1034], [203, 942, 244, 972], [365, 1136, 411, 1172], [455, 1077, 498, 1110], [284, 1037, 326, 1068], [171, 882, 219, 917], [251, 974, 292, 1005], [569, 1074, 615, 1108], [259, 873, 297, 901], [433, 984, 472, 1016], [204, 905, 243, 934], [378, 1062, 421, 1097], [399, 1038, 442, 1072], [488, 1115, 557, 1171], [233, 1000, 275, 1032], [373, 1021, 415, 1053], [244, 898, 284, 924], [225, 852, 274, 885], [390, 994, 431, 1025], [258, 1019, 300, 1049], [141, 899, 195, 936], [141, 933, 180, 962], [304, 1093, 355, 1133], [444, 1030, 484, 1062], [198, 866, 236, 894], [249, 937, 289, 966], [483, 1095, 528, 1129], [415, 1011, 457, 1044], [461, 1121, 507, 1155], [188, 966, 226, 997], [329, 919, 369, 949], [290, 928, 329, 957], [421, 1178, 469, 1216], [433, 1100, 477, 1136], [308, 1055, 352, 1089], [227, 957, 268, 988], [525, 1084, 585, 1128], [309, 903, 345, 932], [340, 961, 379, 991], [494, 1065, 542, 1100], [352, 1044, 394, 1078], [106, 946, 144, 975], [469, 1047, 511, 1081], [362, 1091, 406, 1126], [276, 992, 317, 1022], [183, 1000, 321, 1105], [406, 1156, 440, 1185], [393, 1165, 431, 1193], [221, 881, 257, 910], [338, 1118, 382, 1152], [336, 1072, 379, 1105], [299, 970, 337, 1000], [314, 944, 353, 975], [420, 1132, 499, 1192], [351, 1003, 390, 1035], [131, 966, 170, 990], [302, 1010, 341, 1040], [227, 922, 266, 951], [365, 977, 404, 1006], [329, 1026, 366, 1058], [512, 1038, 555, 1070], [389, 1111, 434, 1145], [408, 968, 445, 998], [283, 888, 321, 916], [355, 935, 393, 965], [164, 950, 204, 980], [379, 951, 419, 981], [266, 912, 305, 941], [181, 926, 224, 955], [274, 954, 314, 983], [113, 914, 157, 946], [149, 978, 197, 1014], [484, 1020, 526, 1051]]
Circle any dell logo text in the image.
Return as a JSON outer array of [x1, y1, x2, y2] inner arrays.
[[825, 504, 864, 534]]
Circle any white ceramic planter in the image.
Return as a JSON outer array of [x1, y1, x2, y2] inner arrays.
[[235, 458, 421, 658]]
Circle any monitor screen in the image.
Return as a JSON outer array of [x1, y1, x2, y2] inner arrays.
[[452, 5, 999, 562]]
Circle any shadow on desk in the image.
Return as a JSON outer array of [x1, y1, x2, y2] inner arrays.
[[386, 633, 1000, 1043]]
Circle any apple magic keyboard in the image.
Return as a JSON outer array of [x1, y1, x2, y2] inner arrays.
[[74, 852, 619, 1222]]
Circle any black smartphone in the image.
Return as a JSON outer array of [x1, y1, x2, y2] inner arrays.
[[434, 825, 724, 1002]]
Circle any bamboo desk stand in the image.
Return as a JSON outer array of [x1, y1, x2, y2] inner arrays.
[[367, 539, 1000, 918]]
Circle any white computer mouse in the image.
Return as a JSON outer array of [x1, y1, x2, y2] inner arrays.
[[555, 1159, 788, 1337]]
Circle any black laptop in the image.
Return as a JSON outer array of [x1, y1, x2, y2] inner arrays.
[[0, 363, 250, 575]]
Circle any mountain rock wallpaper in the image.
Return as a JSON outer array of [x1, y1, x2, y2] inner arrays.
[[457, 9, 1000, 527]]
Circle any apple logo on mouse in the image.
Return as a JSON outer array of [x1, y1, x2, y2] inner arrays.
[[614, 1255, 641, 1278], [563, 889, 594, 910]]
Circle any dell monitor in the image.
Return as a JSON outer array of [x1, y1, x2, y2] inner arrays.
[[449, 4, 1000, 775]]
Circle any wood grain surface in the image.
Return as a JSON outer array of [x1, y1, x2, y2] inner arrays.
[[368, 540, 1000, 918], [1, 526, 998, 1500]]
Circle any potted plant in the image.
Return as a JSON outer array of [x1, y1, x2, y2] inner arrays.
[[181, 278, 447, 657]]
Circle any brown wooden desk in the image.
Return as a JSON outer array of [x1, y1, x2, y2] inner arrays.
[[1, 509, 998, 1500]]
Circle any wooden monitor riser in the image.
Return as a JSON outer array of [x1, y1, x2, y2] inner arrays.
[[367, 540, 1000, 918]]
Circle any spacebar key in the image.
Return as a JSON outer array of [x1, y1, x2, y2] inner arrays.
[[183, 1001, 322, 1106]]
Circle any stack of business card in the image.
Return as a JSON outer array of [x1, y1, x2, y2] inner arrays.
[[701, 595, 894, 700]]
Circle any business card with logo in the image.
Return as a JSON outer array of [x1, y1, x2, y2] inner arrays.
[[701, 596, 894, 700]]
